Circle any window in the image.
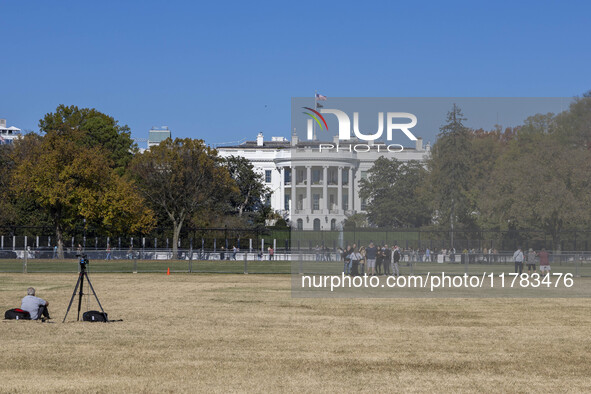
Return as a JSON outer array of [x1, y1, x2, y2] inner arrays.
[[328, 170, 337, 185], [284, 195, 290, 210], [265, 170, 272, 183], [297, 219, 303, 230], [361, 198, 368, 211], [284, 168, 292, 184], [343, 170, 349, 185], [361, 171, 368, 180], [313, 194, 320, 210], [329, 194, 335, 210], [313, 218, 321, 231], [312, 169, 321, 184], [331, 219, 337, 231], [343, 194, 348, 211]]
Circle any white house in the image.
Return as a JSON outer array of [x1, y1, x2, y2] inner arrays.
[[216, 132, 430, 230]]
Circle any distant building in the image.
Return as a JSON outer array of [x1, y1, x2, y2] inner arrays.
[[0, 119, 22, 145], [148, 126, 171, 148], [142, 126, 431, 230], [217, 132, 430, 231]]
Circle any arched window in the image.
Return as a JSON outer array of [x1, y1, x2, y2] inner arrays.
[[313, 218, 321, 231], [297, 219, 303, 230], [330, 219, 337, 231]]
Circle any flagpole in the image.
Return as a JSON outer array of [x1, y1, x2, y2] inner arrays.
[[313, 90, 317, 140]]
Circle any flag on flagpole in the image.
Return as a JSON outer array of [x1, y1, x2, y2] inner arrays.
[[315, 93, 327, 101]]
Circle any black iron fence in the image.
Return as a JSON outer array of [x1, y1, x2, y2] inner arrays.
[[2, 227, 591, 253]]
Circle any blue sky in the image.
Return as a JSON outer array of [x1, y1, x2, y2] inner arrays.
[[1, 0, 590, 146]]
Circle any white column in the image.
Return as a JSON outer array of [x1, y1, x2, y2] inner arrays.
[[278, 167, 284, 212], [306, 165, 312, 211], [323, 165, 328, 213], [337, 166, 343, 212], [291, 166, 296, 212], [348, 167, 353, 212]]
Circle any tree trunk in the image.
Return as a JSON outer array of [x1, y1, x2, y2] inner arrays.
[[55, 222, 65, 259], [172, 220, 182, 259], [52, 207, 65, 259]]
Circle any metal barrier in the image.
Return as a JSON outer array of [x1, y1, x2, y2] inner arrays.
[[1, 249, 590, 276]]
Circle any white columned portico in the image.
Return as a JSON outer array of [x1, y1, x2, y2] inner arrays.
[[348, 167, 353, 212], [323, 165, 328, 212], [337, 166, 343, 212], [306, 165, 312, 210]]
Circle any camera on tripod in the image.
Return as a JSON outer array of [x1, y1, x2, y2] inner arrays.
[[63, 253, 110, 323], [76, 254, 90, 268]]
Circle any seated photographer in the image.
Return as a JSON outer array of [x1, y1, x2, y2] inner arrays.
[[21, 287, 51, 321]]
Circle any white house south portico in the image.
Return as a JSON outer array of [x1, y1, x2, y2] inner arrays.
[[274, 149, 357, 231], [216, 132, 429, 230]]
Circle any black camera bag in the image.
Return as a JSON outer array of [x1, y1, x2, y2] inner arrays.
[[83, 310, 108, 322], [5, 308, 31, 320]]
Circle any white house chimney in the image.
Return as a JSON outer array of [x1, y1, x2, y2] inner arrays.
[[415, 137, 423, 151], [0, 119, 6, 128], [291, 129, 298, 146], [256, 132, 264, 146]]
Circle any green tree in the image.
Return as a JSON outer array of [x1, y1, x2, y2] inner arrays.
[[481, 134, 591, 250], [359, 157, 431, 228], [130, 138, 238, 257], [39, 104, 136, 173], [0, 145, 17, 227], [11, 129, 154, 258], [554, 92, 591, 148], [0, 135, 54, 229], [224, 155, 270, 218], [425, 104, 472, 245], [343, 213, 368, 230], [464, 128, 506, 229]]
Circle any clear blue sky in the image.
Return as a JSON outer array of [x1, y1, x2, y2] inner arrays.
[[1, 0, 590, 146]]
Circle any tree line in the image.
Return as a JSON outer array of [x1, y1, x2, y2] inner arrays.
[[358, 92, 591, 250], [0, 105, 272, 257], [2, 93, 590, 256]]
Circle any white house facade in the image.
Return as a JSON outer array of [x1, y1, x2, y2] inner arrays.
[[217, 132, 430, 231]]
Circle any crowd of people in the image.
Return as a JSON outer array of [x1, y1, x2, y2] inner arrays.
[[512, 247, 551, 275], [337, 242, 403, 277]]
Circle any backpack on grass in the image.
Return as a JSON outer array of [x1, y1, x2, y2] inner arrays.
[[82, 310, 108, 322], [5, 308, 31, 320]]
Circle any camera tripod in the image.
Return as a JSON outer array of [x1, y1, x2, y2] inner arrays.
[[62, 257, 108, 323]]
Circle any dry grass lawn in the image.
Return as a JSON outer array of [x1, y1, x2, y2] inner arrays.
[[1, 273, 590, 393]]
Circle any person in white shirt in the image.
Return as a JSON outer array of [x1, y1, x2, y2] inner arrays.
[[348, 248, 363, 276], [391, 245, 401, 277], [20, 287, 51, 321], [513, 247, 524, 275]]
